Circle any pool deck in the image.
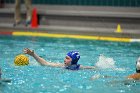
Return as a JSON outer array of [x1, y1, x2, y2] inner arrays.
[[0, 5, 140, 42]]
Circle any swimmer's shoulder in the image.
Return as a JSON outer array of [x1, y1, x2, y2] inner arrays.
[[127, 73, 140, 80]]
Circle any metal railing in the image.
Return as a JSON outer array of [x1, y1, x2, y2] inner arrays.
[[4, 0, 140, 7]]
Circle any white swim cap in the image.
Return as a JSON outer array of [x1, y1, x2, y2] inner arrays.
[[136, 57, 140, 70]]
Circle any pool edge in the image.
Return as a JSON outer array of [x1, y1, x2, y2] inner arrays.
[[0, 31, 140, 43]]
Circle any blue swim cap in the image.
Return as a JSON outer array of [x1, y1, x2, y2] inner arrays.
[[67, 51, 80, 65]]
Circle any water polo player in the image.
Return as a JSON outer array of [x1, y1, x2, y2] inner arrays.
[[23, 48, 96, 70], [127, 57, 140, 80], [91, 57, 140, 80]]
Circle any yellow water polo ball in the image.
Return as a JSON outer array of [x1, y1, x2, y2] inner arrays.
[[14, 54, 29, 66]]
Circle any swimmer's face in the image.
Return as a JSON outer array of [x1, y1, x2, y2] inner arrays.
[[64, 56, 72, 66]]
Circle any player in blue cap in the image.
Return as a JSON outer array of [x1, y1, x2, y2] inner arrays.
[[64, 51, 80, 70], [23, 48, 96, 70]]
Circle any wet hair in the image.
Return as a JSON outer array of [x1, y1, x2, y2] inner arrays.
[[66, 51, 80, 65]]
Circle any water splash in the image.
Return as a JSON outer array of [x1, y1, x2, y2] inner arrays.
[[95, 54, 126, 71], [95, 54, 116, 69]]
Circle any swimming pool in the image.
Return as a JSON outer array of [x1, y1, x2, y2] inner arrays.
[[0, 36, 140, 93]]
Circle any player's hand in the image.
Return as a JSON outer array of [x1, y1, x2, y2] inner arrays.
[[23, 48, 34, 56]]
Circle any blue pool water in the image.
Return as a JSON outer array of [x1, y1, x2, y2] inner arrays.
[[0, 36, 140, 93]]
